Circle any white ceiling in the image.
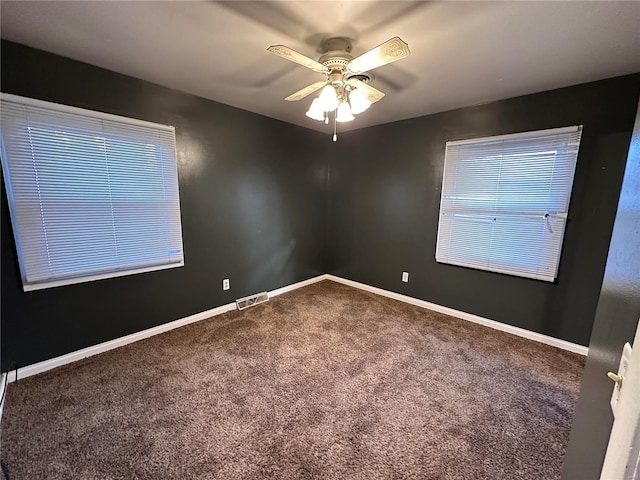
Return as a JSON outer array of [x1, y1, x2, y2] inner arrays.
[[1, 1, 639, 133]]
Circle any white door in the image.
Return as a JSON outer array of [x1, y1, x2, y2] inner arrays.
[[601, 318, 640, 480]]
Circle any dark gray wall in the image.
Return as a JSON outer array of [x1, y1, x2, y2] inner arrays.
[[1, 41, 329, 370], [327, 75, 640, 346], [562, 100, 640, 479], [2, 39, 639, 372]]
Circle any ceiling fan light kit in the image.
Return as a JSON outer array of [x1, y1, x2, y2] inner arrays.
[[267, 36, 410, 141], [349, 88, 372, 115], [318, 84, 339, 112], [336, 101, 355, 123], [305, 98, 325, 122]]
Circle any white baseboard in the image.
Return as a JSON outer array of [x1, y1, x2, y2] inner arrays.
[[7, 272, 586, 382], [0, 372, 7, 421], [326, 275, 589, 356], [8, 274, 328, 383], [8, 302, 235, 383], [269, 274, 329, 297]]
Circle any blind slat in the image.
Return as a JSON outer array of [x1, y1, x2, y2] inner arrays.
[[1, 93, 184, 290]]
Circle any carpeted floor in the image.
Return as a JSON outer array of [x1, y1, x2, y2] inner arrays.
[[1, 280, 584, 479]]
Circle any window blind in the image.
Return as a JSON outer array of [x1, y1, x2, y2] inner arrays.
[[0, 93, 184, 291], [435, 126, 582, 282]]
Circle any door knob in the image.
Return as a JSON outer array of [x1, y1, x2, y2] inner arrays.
[[607, 371, 623, 387]]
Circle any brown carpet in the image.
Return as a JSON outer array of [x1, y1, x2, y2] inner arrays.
[[1, 280, 584, 479]]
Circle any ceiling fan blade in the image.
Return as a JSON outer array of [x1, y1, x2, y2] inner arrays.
[[284, 81, 327, 101], [346, 78, 385, 103], [267, 45, 328, 74], [347, 37, 411, 74]]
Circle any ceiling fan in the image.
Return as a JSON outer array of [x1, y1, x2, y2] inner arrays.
[[267, 36, 410, 139]]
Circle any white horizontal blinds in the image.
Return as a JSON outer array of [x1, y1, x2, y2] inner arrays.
[[436, 126, 582, 282], [0, 94, 183, 290]]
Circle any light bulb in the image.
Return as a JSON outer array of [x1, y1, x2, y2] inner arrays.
[[336, 101, 355, 122], [305, 98, 325, 121], [348, 88, 371, 114], [318, 85, 339, 112]]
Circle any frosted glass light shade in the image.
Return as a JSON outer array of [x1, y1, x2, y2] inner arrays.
[[305, 98, 325, 121], [318, 85, 339, 112], [348, 88, 371, 114], [336, 101, 355, 122]]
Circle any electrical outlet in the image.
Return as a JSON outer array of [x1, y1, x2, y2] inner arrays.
[[402, 272, 409, 283], [222, 278, 230, 291]]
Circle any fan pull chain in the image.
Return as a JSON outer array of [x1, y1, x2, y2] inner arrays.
[[333, 110, 337, 142]]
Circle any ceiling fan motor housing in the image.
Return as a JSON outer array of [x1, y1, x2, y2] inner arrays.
[[328, 70, 345, 86], [319, 37, 354, 77]]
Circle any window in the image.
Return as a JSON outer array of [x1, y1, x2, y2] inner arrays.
[[435, 126, 582, 282], [0, 93, 184, 291]]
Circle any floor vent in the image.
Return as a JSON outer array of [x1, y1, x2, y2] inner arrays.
[[236, 292, 269, 310]]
